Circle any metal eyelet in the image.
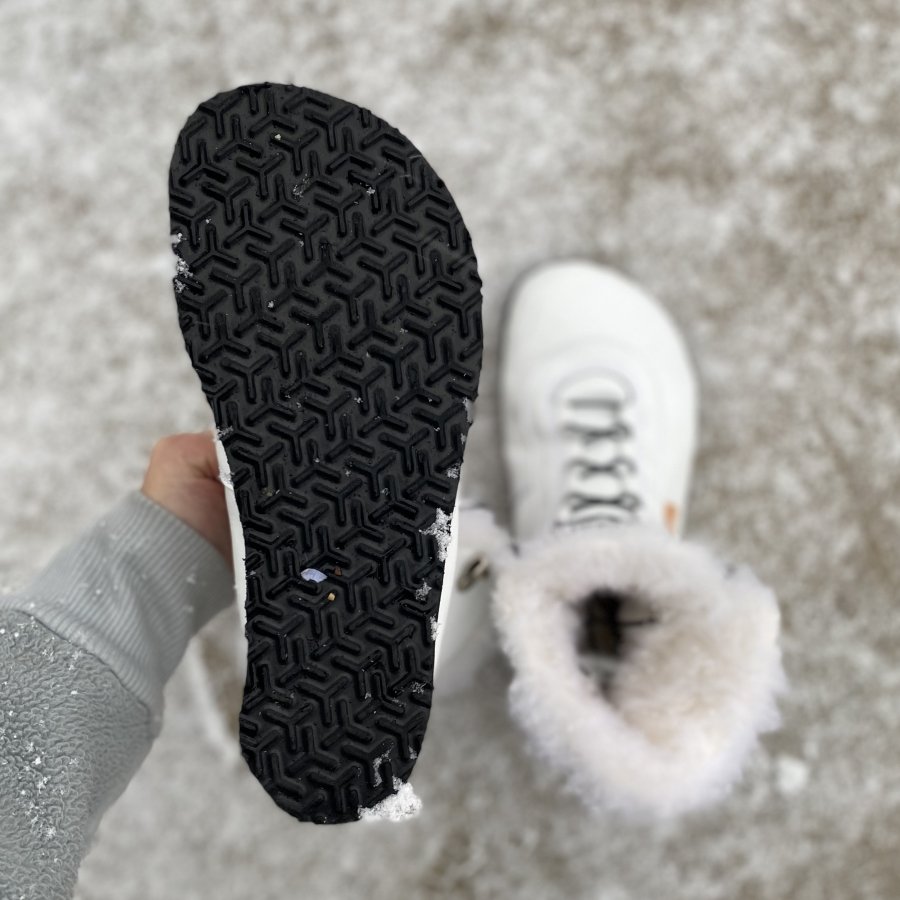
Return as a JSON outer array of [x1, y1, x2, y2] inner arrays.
[[457, 555, 491, 591]]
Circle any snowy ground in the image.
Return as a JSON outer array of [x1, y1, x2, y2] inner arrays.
[[2, 0, 900, 897]]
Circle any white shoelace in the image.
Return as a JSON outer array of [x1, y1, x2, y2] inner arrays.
[[554, 373, 643, 530]]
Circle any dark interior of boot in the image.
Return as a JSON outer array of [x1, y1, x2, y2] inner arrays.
[[577, 590, 655, 695]]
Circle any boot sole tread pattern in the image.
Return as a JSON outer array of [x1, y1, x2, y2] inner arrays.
[[169, 83, 482, 823]]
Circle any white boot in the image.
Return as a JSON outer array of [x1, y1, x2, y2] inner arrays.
[[493, 260, 784, 817]]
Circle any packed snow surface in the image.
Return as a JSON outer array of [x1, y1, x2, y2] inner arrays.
[[0, 0, 897, 896]]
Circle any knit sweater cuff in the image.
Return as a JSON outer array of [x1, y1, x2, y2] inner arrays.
[[0, 491, 235, 717]]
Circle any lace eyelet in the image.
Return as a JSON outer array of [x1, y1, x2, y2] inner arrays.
[[457, 555, 491, 591]]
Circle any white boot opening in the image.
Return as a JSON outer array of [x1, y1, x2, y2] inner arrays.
[[493, 525, 784, 818]]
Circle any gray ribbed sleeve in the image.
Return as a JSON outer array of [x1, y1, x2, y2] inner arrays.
[[3, 491, 234, 717], [0, 491, 235, 899]]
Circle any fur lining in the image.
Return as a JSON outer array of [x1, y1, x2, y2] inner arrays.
[[492, 526, 784, 817]]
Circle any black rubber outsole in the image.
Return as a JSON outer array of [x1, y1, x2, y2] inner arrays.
[[168, 83, 482, 823]]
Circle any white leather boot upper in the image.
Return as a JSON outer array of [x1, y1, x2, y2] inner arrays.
[[501, 260, 697, 539]]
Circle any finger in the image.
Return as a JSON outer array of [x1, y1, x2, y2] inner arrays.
[[188, 430, 221, 481]]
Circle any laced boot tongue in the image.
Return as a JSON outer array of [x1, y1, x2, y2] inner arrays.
[[554, 372, 643, 531]]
